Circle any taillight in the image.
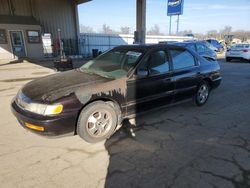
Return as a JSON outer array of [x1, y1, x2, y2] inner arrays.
[[243, 49, 249, 52]]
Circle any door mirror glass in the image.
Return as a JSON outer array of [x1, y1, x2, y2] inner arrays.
[[136, 68, 149, 77]]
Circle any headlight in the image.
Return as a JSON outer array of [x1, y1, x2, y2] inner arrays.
[[16, 91, 63, 115], [25, 103, 63, 116]]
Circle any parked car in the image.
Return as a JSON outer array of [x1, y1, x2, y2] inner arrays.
[[206, 39, 224, 52], [226, 43, 250, 62], [184, 33, 195, 38], [11, 44, 222, 143], [174, 40, 217, 60]]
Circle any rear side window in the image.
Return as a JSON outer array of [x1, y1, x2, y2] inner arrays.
[[170, 49, 196, 70], [187, 44, 196, 51], [197, 44, 206, 53]]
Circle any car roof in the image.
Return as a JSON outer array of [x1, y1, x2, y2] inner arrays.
[[113, 44, 186, 51], [173, 40, 205, 45]]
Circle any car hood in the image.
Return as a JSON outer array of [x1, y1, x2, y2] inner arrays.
[[21, 69, 114, 103]]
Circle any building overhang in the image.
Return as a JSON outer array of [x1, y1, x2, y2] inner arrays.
[[76, 0, 92, 5], [0, 15, 40, 25]]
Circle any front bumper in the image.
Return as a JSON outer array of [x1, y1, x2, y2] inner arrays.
[[11, 101, 78, 137]]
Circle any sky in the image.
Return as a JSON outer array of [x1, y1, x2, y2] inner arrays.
[[78, 0, 250, 34]]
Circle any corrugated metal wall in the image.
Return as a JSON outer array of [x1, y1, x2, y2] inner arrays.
[[33, 0, 77, 39], [11, 0, 32, 16], [0, 0, 10, 15], [0, 0, 77, 39]]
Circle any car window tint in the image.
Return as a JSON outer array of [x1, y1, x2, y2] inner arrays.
[[197, 44, 206, 53], [138, 50, 169, 75], [170, 49, 196, 70], [187, 44, 196, 51], [148, 50, 169, 75]]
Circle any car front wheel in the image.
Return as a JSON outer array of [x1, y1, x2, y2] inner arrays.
[[77, 101, 118, 143], [195, 81, 210, 106], [226, 57, 232, 62]]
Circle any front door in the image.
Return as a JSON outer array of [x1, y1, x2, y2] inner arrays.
[[126, 49, 175, 116], [10, 31, 26, 58]]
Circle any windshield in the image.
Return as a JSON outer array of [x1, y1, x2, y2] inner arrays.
[[81, 49, 143, 79]]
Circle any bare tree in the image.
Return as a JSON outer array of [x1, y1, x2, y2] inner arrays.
[[221, 25, 232, 35], [101, 24, 116, 34], [147, 24, 163, 35], [120, 26, 131, 34], [80, 25, 94, 33], [207, 30, 218, 38]]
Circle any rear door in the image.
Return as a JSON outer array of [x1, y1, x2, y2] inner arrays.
[[169, 48, 200, 101], [126, 48, 174, 116]]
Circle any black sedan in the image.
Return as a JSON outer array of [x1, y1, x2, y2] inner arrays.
[[11, 44, 222, 143]]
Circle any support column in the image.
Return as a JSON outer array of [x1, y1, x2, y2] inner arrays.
[[75, 3, 81, 55], [135, 0, 146, 44]]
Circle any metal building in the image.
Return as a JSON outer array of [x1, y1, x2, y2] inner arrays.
[[0, 0, 91, 60], [0, 0, 146, 61]]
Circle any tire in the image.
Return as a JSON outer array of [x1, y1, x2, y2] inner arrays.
[[226, 57, 231, 62], [195, 81, 210, 106], [77, 101, 118, 143]]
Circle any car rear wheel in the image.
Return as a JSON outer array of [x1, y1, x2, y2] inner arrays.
[[195, 81, 210, 106], [77, 101, 118, 143]]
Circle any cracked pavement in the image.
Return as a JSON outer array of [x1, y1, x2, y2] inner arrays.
[[0, 58, 250, 188]]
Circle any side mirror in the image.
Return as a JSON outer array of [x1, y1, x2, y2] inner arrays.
[[136, 68, 149, 77]]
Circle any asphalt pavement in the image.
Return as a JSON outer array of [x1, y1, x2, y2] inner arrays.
[[0, 57, 250, 188]]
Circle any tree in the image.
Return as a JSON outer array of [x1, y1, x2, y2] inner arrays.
[[80, 25, 94, 33], [101, 24, 116, 34], [120, 26, 130, 34], [207, 30, 218, 38], [147, 24, 162, 35], [221, 25, 232, 35]]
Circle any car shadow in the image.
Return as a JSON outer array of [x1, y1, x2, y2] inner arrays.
[[103, 103, 193, 188], [103, 94, 250, 188]]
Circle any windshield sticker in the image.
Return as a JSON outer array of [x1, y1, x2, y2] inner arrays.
[[126, 51, 142, 57]]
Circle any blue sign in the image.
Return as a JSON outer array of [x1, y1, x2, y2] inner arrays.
[[167, 0, 184, 16]]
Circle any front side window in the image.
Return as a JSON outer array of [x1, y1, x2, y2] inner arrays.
[[138, 50, 170, 75], [170, 49, 196, 70]]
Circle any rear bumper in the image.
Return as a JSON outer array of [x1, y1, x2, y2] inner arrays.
[[226, 53, 250, 60], [11, 101, 78, 137]]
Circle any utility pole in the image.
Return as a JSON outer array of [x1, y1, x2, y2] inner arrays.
[[169, 16, 172, 35], [176, 15, 180, 34]]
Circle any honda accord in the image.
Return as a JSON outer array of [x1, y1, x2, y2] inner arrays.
[[11, 44, 222, 143]]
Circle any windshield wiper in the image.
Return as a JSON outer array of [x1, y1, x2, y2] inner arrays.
[[80, 68, 113, 79]]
